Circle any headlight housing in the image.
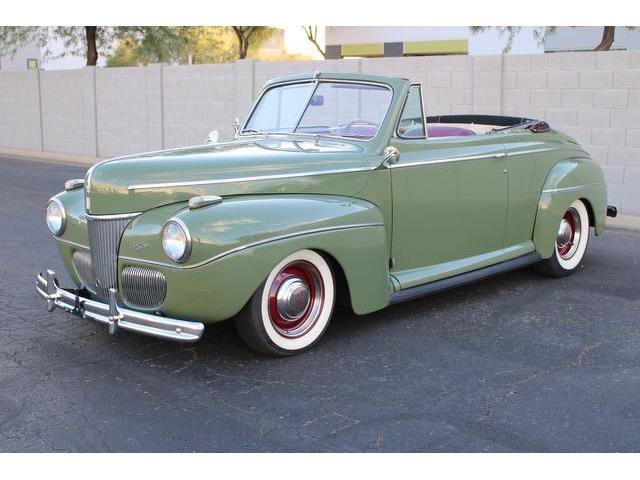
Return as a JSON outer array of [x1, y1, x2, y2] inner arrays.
[[161, 218, 191, 263], [45, 198, 66, 236]]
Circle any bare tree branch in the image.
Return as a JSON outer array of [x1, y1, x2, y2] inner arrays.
[[302, 26, 325, 58]]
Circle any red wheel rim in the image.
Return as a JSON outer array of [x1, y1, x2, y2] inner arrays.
[[267, 260, 324, 339]]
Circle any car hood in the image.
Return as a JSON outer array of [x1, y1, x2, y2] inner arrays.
[[86, 137, 374, 215]]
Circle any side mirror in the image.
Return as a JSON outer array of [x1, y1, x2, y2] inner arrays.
[[309, 94, 324, 106], [206, 130, 220, 144], [383, 146, 400, 165], [233, 118, 240, 135]]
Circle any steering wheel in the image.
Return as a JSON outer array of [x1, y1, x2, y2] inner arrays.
[[344, 119, 379, 129]]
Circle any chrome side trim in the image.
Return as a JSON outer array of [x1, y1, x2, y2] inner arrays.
[[506, 147, 558, 156], [541, 182, 602, 193], [37, 270, 203, 342], [58, 239, 90, 250], [121, 223, 385, 270], [395, 83, 427, 140], [128, 166, 373, 191], [389, 151, 505, 169], [388, 147, 583, 169]]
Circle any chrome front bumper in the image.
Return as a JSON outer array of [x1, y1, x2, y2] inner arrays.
[[36, 270, 204, 342]]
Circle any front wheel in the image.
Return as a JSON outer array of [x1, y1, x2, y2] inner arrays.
[[234, 249, 336, 356], [535, 199, 590, 277]]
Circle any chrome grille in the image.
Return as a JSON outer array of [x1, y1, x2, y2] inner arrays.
[[87, 213, 139, 300], [72, 250, 95, 289], [121, 266, 167, 308]]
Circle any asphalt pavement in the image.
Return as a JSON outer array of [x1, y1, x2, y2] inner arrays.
[[1, 156, 639, 452]]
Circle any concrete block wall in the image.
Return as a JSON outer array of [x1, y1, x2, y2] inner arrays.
[[163, 63, 237, 148], [0, 51, 638, 213], [96, 66, 164, 157], [40, 68, 97, 156], [0, 71, 42, 151]]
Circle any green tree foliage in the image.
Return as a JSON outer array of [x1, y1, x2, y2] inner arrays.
[[0, 26, 311, 68], [107, 27, 306, 67], [0, 26, 165, 66]]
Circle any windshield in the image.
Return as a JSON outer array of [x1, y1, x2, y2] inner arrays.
[[243, 81, 393, 140]]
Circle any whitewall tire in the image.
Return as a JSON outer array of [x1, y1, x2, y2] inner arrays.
[[536, 199, 590, 277], [234, 249, 336, 356]]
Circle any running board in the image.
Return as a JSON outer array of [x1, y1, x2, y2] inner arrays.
[[388, 252, 542, 305]]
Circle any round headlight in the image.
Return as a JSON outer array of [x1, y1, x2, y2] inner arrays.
[[162, 219, 191, 263], [45, 198, 66, 236]]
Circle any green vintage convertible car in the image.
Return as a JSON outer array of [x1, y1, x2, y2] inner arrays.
[[38, 71, 616, 356]]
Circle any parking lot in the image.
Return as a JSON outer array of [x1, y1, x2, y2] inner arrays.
[[1, 155, 639, 452]]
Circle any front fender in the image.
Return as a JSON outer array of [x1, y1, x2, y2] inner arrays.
[[119, 195, 390, 321], [533, 157, 606, 259]]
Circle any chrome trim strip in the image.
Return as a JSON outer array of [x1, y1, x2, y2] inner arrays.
[[86, 212, 142, 220], [58, 239, 90, 250], [387, 146, 584, 169], [389, 151, 505, 169], [541, 182, 602, 193], [128, 166, 373, 191], [506, 147, 557, 156], [395, 83, 427, 140], [292, 78, 320, 132], [121, 223, 385, 270], [37, 270, 203, 342]]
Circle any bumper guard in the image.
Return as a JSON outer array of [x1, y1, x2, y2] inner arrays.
[[36, 270, 204, 342]]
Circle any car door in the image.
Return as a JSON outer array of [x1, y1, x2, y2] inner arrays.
[[389, 85, 508, 289]]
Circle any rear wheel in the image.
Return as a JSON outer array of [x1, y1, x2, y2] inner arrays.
[[234, 249, 335, 356], [535, 199, 590, 277]]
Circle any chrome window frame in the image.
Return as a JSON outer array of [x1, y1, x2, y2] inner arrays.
[[238, 78, 395, 144], [394, 83, 428, 140]]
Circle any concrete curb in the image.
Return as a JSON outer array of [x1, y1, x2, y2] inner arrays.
[[0, 147, 101, 167], [606, 214, 640, 232]]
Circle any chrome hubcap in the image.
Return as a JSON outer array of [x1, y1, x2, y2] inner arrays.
[[556, 207, 582, 260], [276, 277, 311, 322], [557, 219, 572, 249], [268, 261, 325, 339]]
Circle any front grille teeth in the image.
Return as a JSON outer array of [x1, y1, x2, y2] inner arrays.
[[121, 266, 167, 309], [86, 213, 140, 300]]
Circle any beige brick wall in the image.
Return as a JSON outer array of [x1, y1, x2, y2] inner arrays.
[[0, 51, 638, 213]]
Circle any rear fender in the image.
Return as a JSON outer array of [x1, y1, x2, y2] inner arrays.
[[533, 158, 606, 258]]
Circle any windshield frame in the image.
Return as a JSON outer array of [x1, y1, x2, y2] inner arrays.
[[238, 78, 395, 143]]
